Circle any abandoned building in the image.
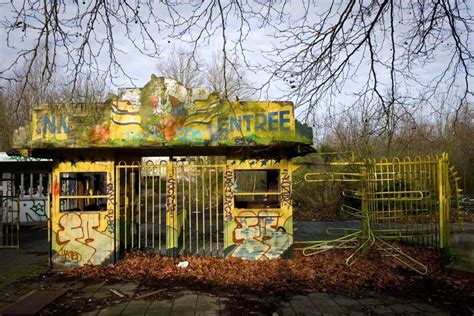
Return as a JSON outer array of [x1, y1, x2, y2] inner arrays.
[[0, 152, 51, 225], [9, 75, 314, 268]]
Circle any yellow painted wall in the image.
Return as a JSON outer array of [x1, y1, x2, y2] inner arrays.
[[224, 158, 297, 259], [32, 107, 69, 142], [51, 160, 117, 268], [19, 76, 312, 150]]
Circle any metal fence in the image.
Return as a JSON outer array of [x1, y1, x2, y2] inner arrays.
[[116, 160, 225, 256], [0, 183, 20, 248], [299, 153, 462, 274], [365, 156, 442, 248]]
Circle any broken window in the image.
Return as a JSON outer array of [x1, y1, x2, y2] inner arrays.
[[234, 170, 280, 209], [59, 172, 108, 212]]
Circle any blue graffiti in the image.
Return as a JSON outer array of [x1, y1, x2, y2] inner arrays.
[[217, 110, 291, 133], [176, 127, 204, 142], [40, 114, 69, 135]]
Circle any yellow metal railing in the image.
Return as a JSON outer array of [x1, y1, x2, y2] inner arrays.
[[297, 153, 462, 274], [116, 160, 226, 256]]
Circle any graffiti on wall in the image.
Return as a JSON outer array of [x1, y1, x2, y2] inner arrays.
[[51, 160, 116, 268], [222, 158, 295, 260], [1, 180, 14, 223], [0, 180, 14, 222], [40, 113, 69, 135], [25, 200, 47, 222], [111, 79, 295, 146], [23, 75, 313, 150], [52, 212, 113, 267], [224, 164, 233, 221], [280, 168, 292, 206], [230, 210, 292, 260], [33, 113, 69, 140], [166, 173, 176, 220], [105, 174, 115, 233], [0, 174, 49, 223], [229, 157, 282, 167]]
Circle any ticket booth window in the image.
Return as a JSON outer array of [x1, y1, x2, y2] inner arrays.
[[59, 172, 108, 212], [234, 170, 280, 209]]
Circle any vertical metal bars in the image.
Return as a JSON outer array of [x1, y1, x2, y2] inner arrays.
[[174, 164, 225, 256], [117, 162, 167, 253], [366, 157, 441, 248], [116, 160, 225, 257], [0, 177, 20, 249]]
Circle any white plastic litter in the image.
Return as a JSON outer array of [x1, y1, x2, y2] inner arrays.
[[176, 261, 190, 268]]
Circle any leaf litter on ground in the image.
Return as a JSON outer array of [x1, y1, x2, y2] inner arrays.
[[65, 245, 473, 313]]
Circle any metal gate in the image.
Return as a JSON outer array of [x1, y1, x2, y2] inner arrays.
[[116, 159, 225, 256], [300, 153, 461, 274], [303, 153, 458, 249], [364, 156, 445, 248], [0, 176, 19, 248]]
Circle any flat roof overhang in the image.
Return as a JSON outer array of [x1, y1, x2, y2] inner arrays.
[[11, 144, 315, 161]]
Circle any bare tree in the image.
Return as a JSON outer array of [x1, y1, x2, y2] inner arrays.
[[0, 57, 108, 150], [0, 0, 164, 109], [265, 1, 473, 126], [157, 49, 254, 100], [0, 1, 271, 110], [1, 0, 472, 132], [320, 100, 474, 191], [205, 52, 254, 100], [157, 47, 205, 88]]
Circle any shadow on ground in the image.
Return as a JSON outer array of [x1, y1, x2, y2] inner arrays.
[[0, 222, 472, 315]]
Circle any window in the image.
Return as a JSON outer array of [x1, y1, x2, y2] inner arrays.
[[234, 170, 280, 209], [14, 173, 49, 197], [59, 172, 108, 212]]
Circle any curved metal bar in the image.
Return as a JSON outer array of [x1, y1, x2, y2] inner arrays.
[[300, 231, 362, 256], [375, 237, 428, 275], [339, 205, 363, 218]]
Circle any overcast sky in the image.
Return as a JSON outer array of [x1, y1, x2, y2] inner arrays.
[[0, 1, 472, 123]]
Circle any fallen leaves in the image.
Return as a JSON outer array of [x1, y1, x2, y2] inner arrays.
[[67, 247, 426, 292], [65, 245, 474, 312]]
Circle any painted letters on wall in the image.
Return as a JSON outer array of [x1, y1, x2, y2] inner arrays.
[[51, 160, 116, 268], [53, 212, 113, 266], [23, 75, 312, 150], [224, 158, 295, 260], [231, 210, 292, 260]]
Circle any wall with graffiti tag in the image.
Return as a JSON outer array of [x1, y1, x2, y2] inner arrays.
[[16, 75, 312, 151], [231, 210, 292, 260], [51, 160, 117, 268], [1, 172, 49, 223], [223, 157, 298, 259], [46, 156, 300, 265]]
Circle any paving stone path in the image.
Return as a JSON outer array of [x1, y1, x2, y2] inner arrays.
[[75, 284, 449, 315], [1, 273, 450, 316]]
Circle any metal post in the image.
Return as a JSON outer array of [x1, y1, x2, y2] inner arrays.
[[115, 165, 120, 262], [360, 166, 369, 254]]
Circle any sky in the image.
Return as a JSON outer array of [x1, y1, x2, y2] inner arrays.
[[0, 0, 472, 124]]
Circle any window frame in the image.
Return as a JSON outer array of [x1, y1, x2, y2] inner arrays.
[[233, 169, 281, 210], [58, 171, 108, 212]]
